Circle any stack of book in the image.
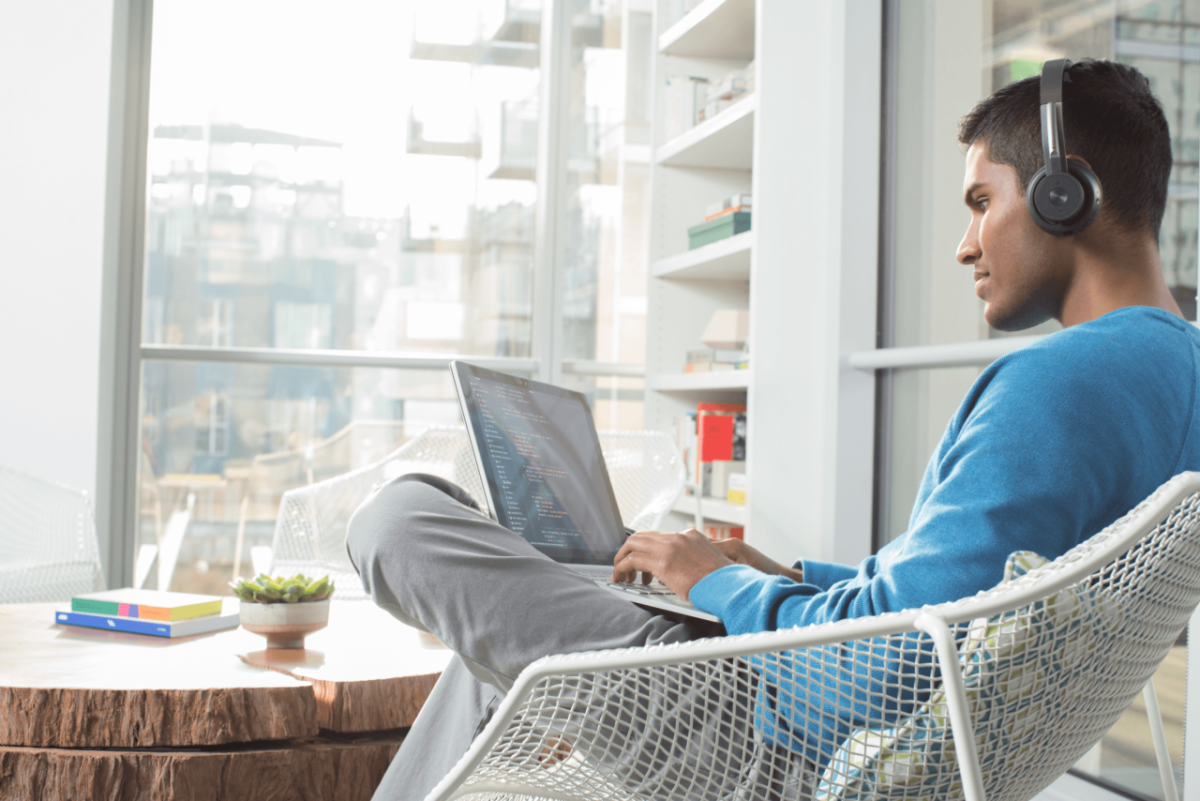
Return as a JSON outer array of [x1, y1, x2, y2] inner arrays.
[[683, 348, 749, 373], [675, 402, 747, 501], [664, 63, 753, 142], [700, 523, 744, 540], [55, 589, 240, 638], [696, 62, 754, 124], [688, 194, 752, 249]]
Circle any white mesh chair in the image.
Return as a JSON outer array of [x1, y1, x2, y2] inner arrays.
[[422, 472, 1200, 801], [268, 426, 686, 599], [0, 466, 104, 603]]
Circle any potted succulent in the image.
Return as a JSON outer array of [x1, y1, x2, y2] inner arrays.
[[231, 573, 335, 649]]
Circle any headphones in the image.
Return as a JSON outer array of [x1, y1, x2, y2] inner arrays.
[[1025, 59, 1103, 236]]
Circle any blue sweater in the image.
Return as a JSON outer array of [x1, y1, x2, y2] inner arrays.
[[688, 307, 1200, 761], [692, 306, 1200, 631]]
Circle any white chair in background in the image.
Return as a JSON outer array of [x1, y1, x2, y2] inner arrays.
[[423, 472, 1200, 801], [0, 466, 105, 603], [265, 425, 686, 598], [232, 419, 411, 581]]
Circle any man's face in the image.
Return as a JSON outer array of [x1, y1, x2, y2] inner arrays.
[[957, 141, 1072, 331]]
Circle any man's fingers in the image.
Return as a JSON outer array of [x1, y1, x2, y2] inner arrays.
[[611, 534, 663, 583]]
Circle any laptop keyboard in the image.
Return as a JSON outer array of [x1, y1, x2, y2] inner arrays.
[[598, 579, 681, 598]]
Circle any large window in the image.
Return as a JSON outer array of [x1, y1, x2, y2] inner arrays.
[[879, 1, 1198, 797], [133, 0, 651, 596]]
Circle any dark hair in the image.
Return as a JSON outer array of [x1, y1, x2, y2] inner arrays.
[[958, 59, 1172, 241]]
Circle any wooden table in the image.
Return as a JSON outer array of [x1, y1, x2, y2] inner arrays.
[[0, 601, 452, 801]]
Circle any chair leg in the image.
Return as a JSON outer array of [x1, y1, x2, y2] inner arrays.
[[914, 612, 987, 801], [1144, 678, 1179, 801]]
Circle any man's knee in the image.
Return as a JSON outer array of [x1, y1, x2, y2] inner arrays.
[[346, 474, 443, 576]]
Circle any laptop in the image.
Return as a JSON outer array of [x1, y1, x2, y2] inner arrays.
[[450, 360, 719, 623]]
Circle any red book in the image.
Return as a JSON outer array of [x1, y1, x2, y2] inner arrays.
[[695, 403, 746, 484], [699, 415, 735, 461]]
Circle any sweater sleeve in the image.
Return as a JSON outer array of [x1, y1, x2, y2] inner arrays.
[[689, 331, 1190, 635], [796, 558, 859, 589]]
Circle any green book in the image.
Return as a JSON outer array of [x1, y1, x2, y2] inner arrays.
[[71, 589, 224, 621], [688, 211, 752, 250]]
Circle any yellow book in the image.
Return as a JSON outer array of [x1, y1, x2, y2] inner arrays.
[[71, 589, 224, 621]]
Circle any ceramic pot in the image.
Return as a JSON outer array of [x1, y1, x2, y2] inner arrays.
[[239, 600, 330, 649]]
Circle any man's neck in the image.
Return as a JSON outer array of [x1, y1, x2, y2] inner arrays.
[[1058, 234, 1183, 327]]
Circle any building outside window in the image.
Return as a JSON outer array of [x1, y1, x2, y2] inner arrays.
[[879, 1, 1199, 797], [136, 0, 651, 596]]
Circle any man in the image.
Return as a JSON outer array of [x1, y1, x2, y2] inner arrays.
[[348, 60, 1200, 800]]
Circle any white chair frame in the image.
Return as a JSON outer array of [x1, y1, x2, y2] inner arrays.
[[425, 473, 1200, 801]]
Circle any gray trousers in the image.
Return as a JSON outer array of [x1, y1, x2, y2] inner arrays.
[[346, 473, 812, 801]]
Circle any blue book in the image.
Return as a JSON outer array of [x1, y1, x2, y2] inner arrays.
[[55, 598, 240, 638]]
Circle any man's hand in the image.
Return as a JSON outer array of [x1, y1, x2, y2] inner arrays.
[[612, 529, 734, 600], [711, 539, 804, 584]]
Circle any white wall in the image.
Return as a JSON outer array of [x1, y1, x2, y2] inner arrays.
[[0, 1, 114, 500]]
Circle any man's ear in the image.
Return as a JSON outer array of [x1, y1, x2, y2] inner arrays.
[[1066, 154, 1094, 171]]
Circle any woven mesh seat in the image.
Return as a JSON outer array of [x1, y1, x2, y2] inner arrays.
[[0, 466, 104, 603], [425, 472, 1200, 801], [268, 426, 686, 599]]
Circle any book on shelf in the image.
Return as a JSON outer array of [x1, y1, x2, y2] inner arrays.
[[674, 411, 699, 485], [704, 194, 753, 220], [688, 211, 751, 250], [696, 63, 754, 124], [55, 598, 240, 638], [684, 362, 742, 373], [675, 406, 748, 499], [727, 472, 748, 505], [696, 403, 747, 492], [683, 348, 749, 373], [700, 523, 744, 541], [71, 588, 224, 621], [709, 460, 746, 500], [665, 75, 708, 141]]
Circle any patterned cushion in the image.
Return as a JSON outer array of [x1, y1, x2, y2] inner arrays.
[[815, 551, 1107, 800]]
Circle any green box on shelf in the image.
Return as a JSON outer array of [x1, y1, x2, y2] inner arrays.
[[688, 212, 751, 250]]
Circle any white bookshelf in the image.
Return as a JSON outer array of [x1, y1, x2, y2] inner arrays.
[[659, 0, 756, 59], [655, 94, 755, 168], [672, 496, 747, 526], [652, 230, 753, 280], [647, 0, 757, 538], [648, 369, 750, 392], [646, 2, 882, 563]]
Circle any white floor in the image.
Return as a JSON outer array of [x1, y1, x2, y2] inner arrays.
[[1036, 772, 1148, 801]]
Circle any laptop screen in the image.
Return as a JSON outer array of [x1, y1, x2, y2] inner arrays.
[[451, 361, 626, 565]]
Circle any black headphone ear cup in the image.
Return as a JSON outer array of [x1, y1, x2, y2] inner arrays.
[[1065, 160, 1102, 234], [1025, 162, 1102, 236]]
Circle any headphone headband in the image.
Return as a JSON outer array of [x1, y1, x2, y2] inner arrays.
[[1039, 59, 1071, 178], [1039, 58, 1068, 104]]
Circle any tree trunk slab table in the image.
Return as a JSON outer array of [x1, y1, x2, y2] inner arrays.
[[0, 601, 452, 801]]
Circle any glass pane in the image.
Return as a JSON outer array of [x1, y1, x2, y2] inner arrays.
[[145, 0, 542, 356], [136, 361, 645, 595], [560, 373, 646, 431], [890, 0, 1199, 351], [137, 361, 464, 594], [1087, 643, 1185, 798], [558, 0, 652, 373]]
